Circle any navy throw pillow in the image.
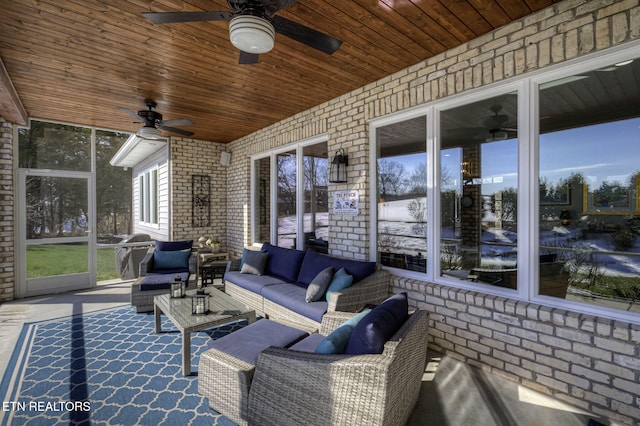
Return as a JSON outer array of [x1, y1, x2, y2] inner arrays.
[[153, 248, 191, 270], [315, 309, 371, 354], [345, 292, 409, 355], [261, 242, 306, 282]]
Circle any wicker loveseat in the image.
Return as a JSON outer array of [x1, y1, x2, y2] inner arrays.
[[224, 243, 391, 331]]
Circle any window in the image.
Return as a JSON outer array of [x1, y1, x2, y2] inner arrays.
[[139, 168, 158, 225], [537, 58, 640, 312], [371, 47, 640, 322], [277, 149, 297, 248], [375, 115, 428, 272], [439, 92, 519, 289], [252, 137, 328, 251], [254, 157, 271, 243], [19, 121, 91, 171]]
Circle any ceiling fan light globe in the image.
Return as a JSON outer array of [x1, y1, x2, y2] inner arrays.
[[229, 15, 275, 54], [137, 126, 163, 140]]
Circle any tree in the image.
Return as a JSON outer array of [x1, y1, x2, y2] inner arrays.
[[377, 159, 405, 199], [95, 130, 132, 236]]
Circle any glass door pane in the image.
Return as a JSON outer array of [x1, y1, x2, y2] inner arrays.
[[277, 150, 297, 248], [303, 143, 329, 253], [254, 157, 271, 244]]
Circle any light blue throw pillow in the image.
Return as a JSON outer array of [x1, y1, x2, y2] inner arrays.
[[325, 267, 353, 302], [315, 309, 371, 354], [153, 248, 191, 270]]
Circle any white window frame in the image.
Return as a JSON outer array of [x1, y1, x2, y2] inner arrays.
[[139, 166, 159, 226], [369, 41, 640, 324], [250, 134, 329, 248]]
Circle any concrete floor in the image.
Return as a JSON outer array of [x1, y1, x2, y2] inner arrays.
[[0, 280, 614, 426]]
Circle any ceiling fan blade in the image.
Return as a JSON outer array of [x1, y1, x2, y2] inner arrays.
[[239, 51, 260, 64], [261, 0, 300, 16], [271, 16, 342, 55], [118, 107, 144, 122], [160, 118, 193, 127], [142, 11, 233, 24], [158, 125, 194, 137]]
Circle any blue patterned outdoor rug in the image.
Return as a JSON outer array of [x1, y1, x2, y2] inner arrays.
[[0, 305, 245, 425]]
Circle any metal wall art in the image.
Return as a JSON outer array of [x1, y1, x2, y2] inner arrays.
[[192, 175, 211, 227]]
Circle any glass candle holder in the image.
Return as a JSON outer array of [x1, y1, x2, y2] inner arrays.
[[192, 294, 209, 315], [171, 278, 185, 298]]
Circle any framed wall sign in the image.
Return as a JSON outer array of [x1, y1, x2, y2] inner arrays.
[[333, 190, 359, 216]]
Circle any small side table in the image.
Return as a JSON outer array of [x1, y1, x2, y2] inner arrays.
[[197, 250, 229, 286], [200, 260, 228, 287]]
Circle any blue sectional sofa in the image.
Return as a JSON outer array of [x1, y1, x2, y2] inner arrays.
[[224, 243, 391, 331]]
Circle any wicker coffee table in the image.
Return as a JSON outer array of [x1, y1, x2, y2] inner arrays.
[[154, 287, 256, 376]]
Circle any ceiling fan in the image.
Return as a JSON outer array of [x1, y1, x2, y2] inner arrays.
[[118, 100, 194, 139], [482, 105, 517, 141], [142, 0, 343, 64]]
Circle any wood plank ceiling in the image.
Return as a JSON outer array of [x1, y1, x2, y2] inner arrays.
[[0, 0, 559, 143]]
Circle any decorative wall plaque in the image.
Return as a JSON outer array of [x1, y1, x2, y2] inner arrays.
[[192, 175, 211, 227]]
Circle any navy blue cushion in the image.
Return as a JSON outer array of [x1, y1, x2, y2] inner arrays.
[[261, 284, 328, 323], [224, 271, 286, 294], [153, 248, 190, 270], [208, 319, 308, 365], [155, 240, 193, 251], [261, 242, 306, 283], [288, 333, 326, 353], [138, 272, 189, 291], [297, 249, 376, 286], [345, 292, 409, 355]]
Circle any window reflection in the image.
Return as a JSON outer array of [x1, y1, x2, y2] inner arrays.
[[277, 150, 297, 248], [376, 115, 428, 272], [440, 93, 519, 288], [539, 57, 640, 312], [254, 157, 271, 243]]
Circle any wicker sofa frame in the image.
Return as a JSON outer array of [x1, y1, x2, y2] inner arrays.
[[199, 309, 429, 426], [224, 258, 391, 332], [129, 247, 197, 313]]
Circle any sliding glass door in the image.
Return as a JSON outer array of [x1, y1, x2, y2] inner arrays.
[[252, 136, 329, 251]]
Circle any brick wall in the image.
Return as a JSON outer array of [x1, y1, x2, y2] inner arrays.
[[0, 117, 14, 302], [395, 278, 640, 424], [225, 1, 640, 423], [170, 137, 228, 250]]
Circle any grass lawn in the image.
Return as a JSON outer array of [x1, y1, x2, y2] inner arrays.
[[27, 244, 120, 281]]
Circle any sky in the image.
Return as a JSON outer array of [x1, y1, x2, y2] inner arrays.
[[385, 116, 640, 194]]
